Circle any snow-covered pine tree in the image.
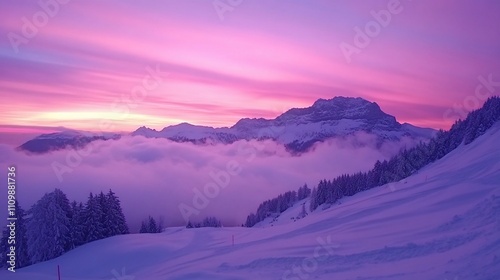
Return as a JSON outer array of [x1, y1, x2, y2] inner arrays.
[[245, 213, 257, 227], [302, 184, 311, 198], [27, 189, 72, 264], [13, 201, 30, 268], [310, 187, 318, 212], [97, 192, 110, 238], [331, 181, 343, 204], [27, 192, 50, 263], [70, 201, 85, 248], [297, 185, 304, 200], [202, 217, 222, 228], [139, 221, 148, 233], [83, 192, 104, 242], [298, 203, 307, 219], [49, 189, 73, 254], [106, 189, 129, 235], [316, 180, 327, 206], [148, 216, 157, 233], [0, 202, 30, 268], [0, 227, 9, 269]]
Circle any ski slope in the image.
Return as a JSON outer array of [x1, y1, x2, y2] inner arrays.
[[3, 124, 500, 280]]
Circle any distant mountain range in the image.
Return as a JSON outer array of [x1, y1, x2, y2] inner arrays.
[[17, 131, 121, 154], [18, 97, 436, 154]]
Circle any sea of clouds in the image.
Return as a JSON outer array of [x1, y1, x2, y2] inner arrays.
[[0, 133, 420, 231]]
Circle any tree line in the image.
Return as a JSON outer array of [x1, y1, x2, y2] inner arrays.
[[245, 96, 500, 226], [245, 184, 311, 227], [139, 216, 164, 233], [186, 216, 223, 228], [0, 188, 129, 269]]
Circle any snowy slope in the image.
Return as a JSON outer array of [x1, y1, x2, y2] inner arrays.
[[3, 125, 499, 280]]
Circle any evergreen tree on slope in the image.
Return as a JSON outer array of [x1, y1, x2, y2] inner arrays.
[[106, 189, 129, 235], [70, 201, 85, 248], [27, 189, 72, 263], [83, 192, 104, 243]]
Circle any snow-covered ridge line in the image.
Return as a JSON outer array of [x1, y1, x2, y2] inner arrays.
[[17, 131, 120, 154], [18, 96, 435, 154], [4, 113, 500, 280], [132, 96, 435, 153]]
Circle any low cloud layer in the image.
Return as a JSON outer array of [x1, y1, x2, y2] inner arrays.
[[0, 134, 419, 231]]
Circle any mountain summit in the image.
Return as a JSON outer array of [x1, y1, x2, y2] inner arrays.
[[277, 97, 391, 124], [18, 97, 435, 154], [132, 96, 435, 152]]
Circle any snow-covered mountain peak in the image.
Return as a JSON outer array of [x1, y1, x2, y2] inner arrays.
[[127, 96, 434, 153], [165, 122, 195, 129], [19, 96, 436, 154], [276, 96, 391, 125], [131, 126, 158, 138], [231, 117, 272, 130], [312, 96, 368, 108], [161, 122, 216, 131]]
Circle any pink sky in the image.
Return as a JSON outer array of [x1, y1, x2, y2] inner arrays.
[[1, 0, 499, 134]]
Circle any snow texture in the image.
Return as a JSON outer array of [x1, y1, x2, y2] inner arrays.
[[3, 123, 499, 280]]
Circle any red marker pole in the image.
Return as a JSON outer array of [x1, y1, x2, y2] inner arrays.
[[57, 265, 61, 280]]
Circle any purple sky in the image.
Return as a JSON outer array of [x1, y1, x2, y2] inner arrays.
[[1, 0, 499, 134], [1, 1, 500, 230]]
